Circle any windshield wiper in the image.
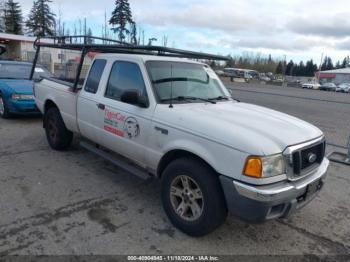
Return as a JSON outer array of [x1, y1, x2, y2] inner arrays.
[[161, 96, 216, 104], [208, 96, 230, 101], [210, 95, 241, 102]]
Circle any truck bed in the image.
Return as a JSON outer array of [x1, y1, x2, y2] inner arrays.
[[34, 78, 80, 133]]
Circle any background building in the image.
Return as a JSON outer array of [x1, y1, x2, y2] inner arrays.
[[317, 68, 350, 84], [0, 33, 94, 79]]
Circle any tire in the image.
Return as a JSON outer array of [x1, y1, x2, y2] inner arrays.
[[44, 107, 73, 150], [0, 94, 11, 119], [161, 157, 227, 237]]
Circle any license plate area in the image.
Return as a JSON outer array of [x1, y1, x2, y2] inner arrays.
[[297, 179, 323, 203]]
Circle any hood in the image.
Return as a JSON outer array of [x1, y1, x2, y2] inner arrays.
[[154, 102, 323, 155], [0, 79, 34, 94]]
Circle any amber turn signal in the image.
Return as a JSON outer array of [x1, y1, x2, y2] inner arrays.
[[244, 157, 263, 178]]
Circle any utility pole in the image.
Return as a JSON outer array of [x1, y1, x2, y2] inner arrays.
[[104, 10, 107, 40], [317, 53, 324, 82]]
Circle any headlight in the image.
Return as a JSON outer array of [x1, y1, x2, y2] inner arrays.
[[244, 154, 285, 178], [12, 94, 35, 100]]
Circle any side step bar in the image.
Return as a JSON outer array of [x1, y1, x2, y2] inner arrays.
[[80, 141, 152, 181]]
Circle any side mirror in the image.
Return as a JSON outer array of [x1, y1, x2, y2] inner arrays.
[[120, 89, 148, 108]]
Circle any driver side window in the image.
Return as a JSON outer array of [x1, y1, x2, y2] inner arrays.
[[105, 61, 147, 102]]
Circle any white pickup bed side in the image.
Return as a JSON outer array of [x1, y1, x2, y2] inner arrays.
[[35, 79, 80, 133]]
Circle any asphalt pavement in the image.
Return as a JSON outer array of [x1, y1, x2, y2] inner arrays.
[[0, 92, 349, 256]]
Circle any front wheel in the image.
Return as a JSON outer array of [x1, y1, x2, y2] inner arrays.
[[44, 107, 73, 150], [161, 158, 227, 237]]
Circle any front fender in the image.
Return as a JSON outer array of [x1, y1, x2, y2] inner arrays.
[[159, 136, 249, 180]]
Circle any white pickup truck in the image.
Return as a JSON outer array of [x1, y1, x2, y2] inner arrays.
[[33, 41, 329, 236]]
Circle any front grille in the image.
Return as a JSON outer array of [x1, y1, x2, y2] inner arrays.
[[292, 141, 325, 176]]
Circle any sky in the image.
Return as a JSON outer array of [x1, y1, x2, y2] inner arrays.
[[17, 0, 350, 64]]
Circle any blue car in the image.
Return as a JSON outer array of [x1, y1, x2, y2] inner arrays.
[[0, 61, 52, 118]]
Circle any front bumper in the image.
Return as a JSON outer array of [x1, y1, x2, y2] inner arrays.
[[220, 158, 329, 223], [8, 99, 40, 114]]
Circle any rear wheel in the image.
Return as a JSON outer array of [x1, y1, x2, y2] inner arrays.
[[161, 157, 227, 237], [0, 94, 11, 119], [44, 107, 73, 150]]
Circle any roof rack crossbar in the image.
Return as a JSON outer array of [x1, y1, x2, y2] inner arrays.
[[30, 35, 228, 93], [33, 35, 229, 61]]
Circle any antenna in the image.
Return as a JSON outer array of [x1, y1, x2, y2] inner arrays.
[[169, 64, 174, 108]]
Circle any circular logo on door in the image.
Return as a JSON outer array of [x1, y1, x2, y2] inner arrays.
[[123, 117, 140, 138]]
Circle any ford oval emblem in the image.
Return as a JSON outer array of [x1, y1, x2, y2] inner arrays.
[[308, 153, 317, 164]]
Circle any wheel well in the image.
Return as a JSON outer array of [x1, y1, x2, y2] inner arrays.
[[43, 100, 58, 127], [44, 100, 58, 114], [157, 149, 217, 178]]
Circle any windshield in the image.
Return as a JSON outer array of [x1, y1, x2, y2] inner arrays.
[[0, 63, 52, 80], [146, 61, 227, 103]]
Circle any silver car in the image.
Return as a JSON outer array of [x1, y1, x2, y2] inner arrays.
[[336, 83, 350, 93], [320, 82, 337, 91]]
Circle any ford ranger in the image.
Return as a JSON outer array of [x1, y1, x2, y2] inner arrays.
[[32, 37, 329, 236]]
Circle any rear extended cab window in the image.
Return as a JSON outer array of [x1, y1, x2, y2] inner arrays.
[[84, 59, 107, 94]]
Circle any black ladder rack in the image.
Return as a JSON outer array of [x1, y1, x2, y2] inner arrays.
[[30, 35, 229, 91]]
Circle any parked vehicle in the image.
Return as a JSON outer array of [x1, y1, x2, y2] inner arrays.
[[320, 82, 337, 91], [260, 76, 271, 82], [336, 83, 350, 93], [302, 82, 321, 90], [0, 61, 52, 118], [33, 38, 329, 236], [214, 70, 225, 76]]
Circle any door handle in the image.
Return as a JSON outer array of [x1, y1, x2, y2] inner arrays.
[[97, 103, 105, 110], [155, 126, 168, 135]]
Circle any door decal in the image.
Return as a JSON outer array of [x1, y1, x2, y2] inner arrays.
[[123, 117, 140, 138], [103, 108, 140, 139]]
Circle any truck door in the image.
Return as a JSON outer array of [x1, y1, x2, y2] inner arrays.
[[93, 60, 154, 167], [77, 59, 107, 142]]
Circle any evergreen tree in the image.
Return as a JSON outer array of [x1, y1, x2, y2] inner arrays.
[[342, 57, 348, 68], [286, 60, 294, 76], [86, 28, 94, 44], [26, 0, 56, 37], [326, 57, 334, 70], [130, 21, 137, 45], [0, 0, 5, 32], [335, 61, 341, 69], [268, 54, 272, 64], [109, 0, 133, 42], [321, 56, 328, 71], [4, 0, 22, 34], [275, 61, 283, 74], [305, 59, 317, 77], [225, 56, 235, 67]]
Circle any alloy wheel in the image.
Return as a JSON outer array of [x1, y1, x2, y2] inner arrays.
[[170, 175, 204, 221], [47, 117, 58, 142]]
